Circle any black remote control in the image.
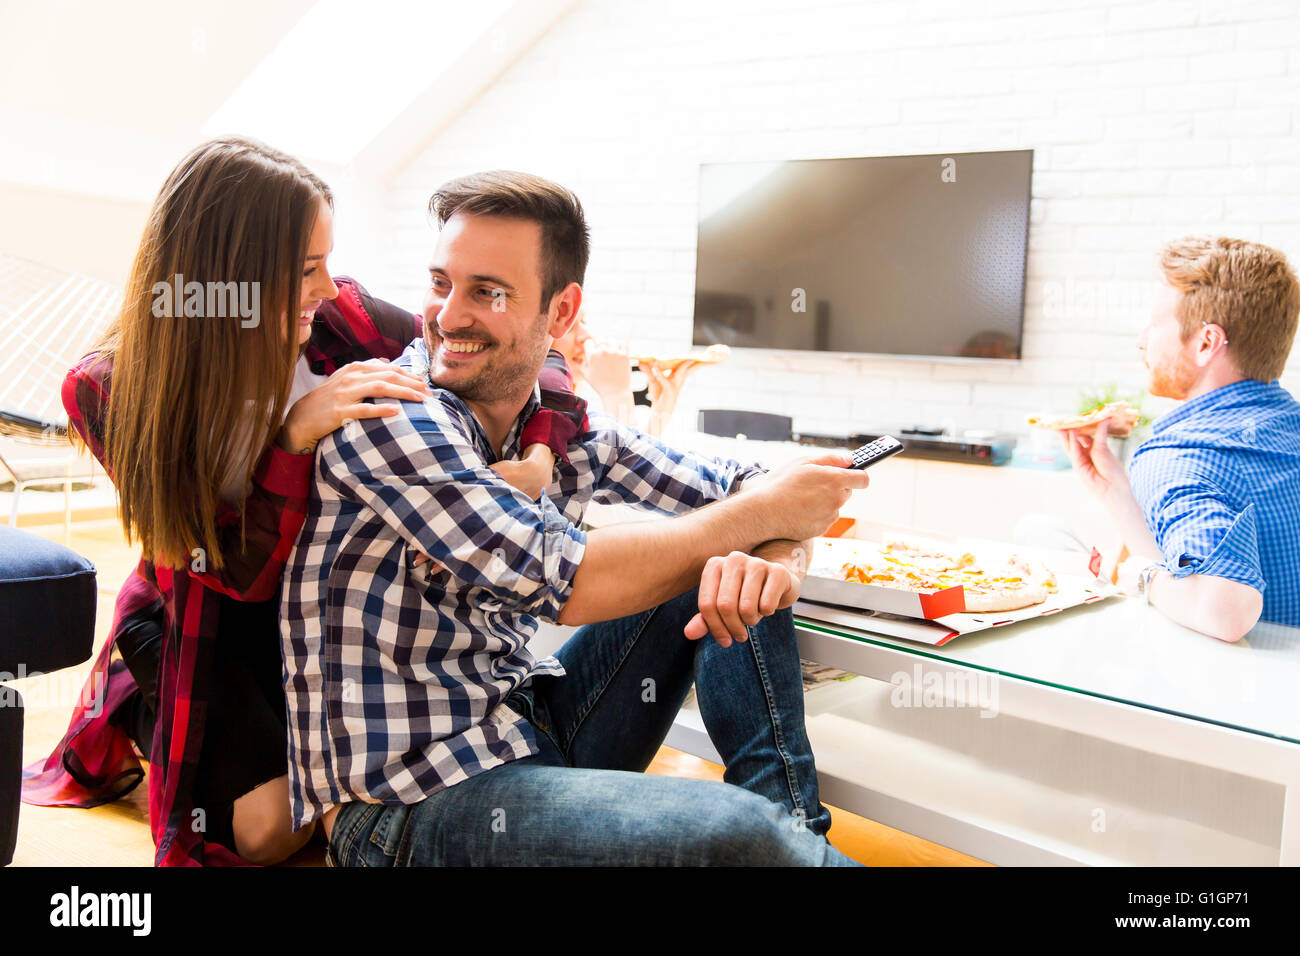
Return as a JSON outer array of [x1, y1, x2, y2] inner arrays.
[[848, 436, 904, 470]]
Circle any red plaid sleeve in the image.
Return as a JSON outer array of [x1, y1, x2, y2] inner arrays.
[[521, 349, 589, 462]]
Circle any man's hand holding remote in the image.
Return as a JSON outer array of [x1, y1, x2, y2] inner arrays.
[[559, 453, 868, 629]]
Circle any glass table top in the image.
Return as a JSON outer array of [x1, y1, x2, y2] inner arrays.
[[584, 431, 1300, 746], [793, 595, 1300, 745]]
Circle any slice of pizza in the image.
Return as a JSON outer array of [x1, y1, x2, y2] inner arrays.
[[631, 343, 731, 370], [950, 570, 1051, 613], [842, 557, 945, 591], [940, 552, 1057, 610], [1004, 553, 1058, 592], [1027, 401, 1140, 438], [838, 537, 969, 593], [879, 534, 976, 572]]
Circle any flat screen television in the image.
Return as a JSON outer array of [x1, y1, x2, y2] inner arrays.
[[692, 149, 1032, 361]]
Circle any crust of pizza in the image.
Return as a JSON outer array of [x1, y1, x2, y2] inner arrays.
[[958, 578, 1051, 612], [1027, 401, 1140, 438], [952, 558, 1052, 611]]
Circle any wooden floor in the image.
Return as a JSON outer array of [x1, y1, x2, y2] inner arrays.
[[11, 518, 989, 867]]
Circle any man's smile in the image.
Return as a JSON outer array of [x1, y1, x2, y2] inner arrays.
[[433, 329, 495, 362], [441, 340, 489, 355]]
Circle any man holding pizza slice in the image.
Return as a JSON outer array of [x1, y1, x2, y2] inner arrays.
[[1060, 236, 1300, 641]]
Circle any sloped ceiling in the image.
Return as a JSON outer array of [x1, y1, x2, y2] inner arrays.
[[0, 0, 576, 200], [0, 0, 317, 198]]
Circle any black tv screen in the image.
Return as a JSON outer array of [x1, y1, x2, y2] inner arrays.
[[692, 149, 1032, 360]]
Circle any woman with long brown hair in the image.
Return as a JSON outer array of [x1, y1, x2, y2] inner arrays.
[[22, 137, 586, 865]]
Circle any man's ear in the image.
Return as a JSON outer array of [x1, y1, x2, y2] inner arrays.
[[547, 282, 583, 340], [1195, 323, 1230, 368]]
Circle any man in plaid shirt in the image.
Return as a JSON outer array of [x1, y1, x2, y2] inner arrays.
[[1064, 237, 1300, 641], [282, 171, 871, 866]]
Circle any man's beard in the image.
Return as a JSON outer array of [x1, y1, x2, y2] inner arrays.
[[1147, 350, 1198, 400], [428, 314, 550, 404]]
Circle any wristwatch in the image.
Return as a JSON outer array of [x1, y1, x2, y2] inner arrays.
[[1136, 563, 1163, 605]]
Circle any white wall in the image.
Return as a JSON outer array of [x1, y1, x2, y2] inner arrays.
[[373, 0, 1300, 438], [0, 0, 318, 282]]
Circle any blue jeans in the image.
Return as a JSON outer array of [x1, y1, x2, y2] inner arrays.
[[326, 588, 858, 866]]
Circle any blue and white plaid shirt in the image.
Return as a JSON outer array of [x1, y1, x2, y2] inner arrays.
[[1128, 378, 1300, 627], [281, 338, 764, 829]]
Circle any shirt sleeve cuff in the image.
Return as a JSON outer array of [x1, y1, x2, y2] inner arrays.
[[729, 463, 769, 495], [521, 408, 582, 463], [532, 500, 587, 621], [1163, 504, 1267, 595], [253, 443, 316, 498]]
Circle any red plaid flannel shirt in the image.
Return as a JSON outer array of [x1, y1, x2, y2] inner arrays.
[[21, 277, 587, 866]]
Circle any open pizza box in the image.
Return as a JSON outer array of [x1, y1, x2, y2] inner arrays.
[[795, 535, 1120, 646]]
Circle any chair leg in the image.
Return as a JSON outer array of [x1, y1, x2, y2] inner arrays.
[[8, 481, 21, 527], [0, 689, 22, 866]]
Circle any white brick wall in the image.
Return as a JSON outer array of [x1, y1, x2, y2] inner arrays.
[[371, 0, 1300, 438]]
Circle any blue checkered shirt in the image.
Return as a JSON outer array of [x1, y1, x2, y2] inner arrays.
[[1128, 379, 1300, 627], [281, 338, 765, 829]]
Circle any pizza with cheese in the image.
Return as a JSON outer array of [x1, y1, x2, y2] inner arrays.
[[879, 534, 976, 572], [631, 343, 731, 370], [1027, 401, 1140, 438], [836, 535, 1058, 613]]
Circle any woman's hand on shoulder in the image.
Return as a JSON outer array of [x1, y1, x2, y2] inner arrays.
[[278, 359, 429, 455]]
